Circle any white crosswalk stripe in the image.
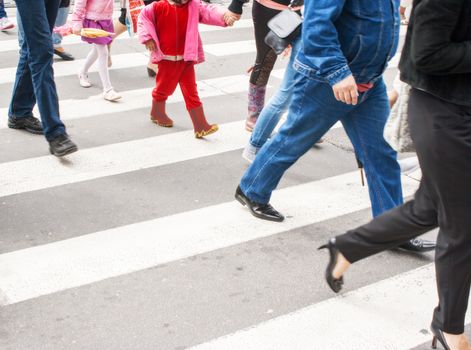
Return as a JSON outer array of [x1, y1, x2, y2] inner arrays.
[[0, 11, 464, 350]]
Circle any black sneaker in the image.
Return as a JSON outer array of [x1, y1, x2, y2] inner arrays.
[[8, 115, 44, 135], [48, 134, 78, 157]]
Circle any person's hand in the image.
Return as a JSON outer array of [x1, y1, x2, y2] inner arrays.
[[145, 39, 157, 52], [332, 75, 358, 105], [223, 10, 241, 26], [73, 27, 82, 36]]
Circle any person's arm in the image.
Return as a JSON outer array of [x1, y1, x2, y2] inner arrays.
[[227, 0, 248, 16], [72, 0, 87, 33], [301, 0, 351, 86], [411, 0, 471, 75], [199, 3, 228, 27]]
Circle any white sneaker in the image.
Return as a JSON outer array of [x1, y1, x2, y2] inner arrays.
[[398, 156, 420, 174], [103, 88, 122, 102], [242, 144, 259, 164], [78, 73, 92, 88], [0, 17, 15, 31]]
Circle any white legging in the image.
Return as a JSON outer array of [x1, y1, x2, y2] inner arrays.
[[81, 43, 112, 92]]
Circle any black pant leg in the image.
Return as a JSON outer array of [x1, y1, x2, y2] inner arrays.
[[409, 89, 471, 335]]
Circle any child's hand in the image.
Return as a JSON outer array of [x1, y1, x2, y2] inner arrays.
[[73, 27, 82, 36], [223, 11, 240, 26], [145, 39, 157, 51]]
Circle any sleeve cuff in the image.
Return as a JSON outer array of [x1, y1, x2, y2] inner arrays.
[[228, 0, 244, 15], [326, 65, 352, 86]]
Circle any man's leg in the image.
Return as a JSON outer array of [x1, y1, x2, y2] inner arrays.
[[239, 75, 351, 205], [14, 0, 66, 141]]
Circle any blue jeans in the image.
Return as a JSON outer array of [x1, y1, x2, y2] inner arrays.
[[10, 0, 66, 141], [250, 38, 302, 149], [52, 6, 69, 47], [0, 0, 7, 18], [240, 71, 403, 217]]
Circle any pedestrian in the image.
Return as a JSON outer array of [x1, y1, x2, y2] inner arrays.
[[242, 37, 302, 163], [234, 0, 434, 253], [73, 0, 122, 101], [8, 0, 78, 157], [111, 0, 158, 77], [52, 0, 75, 61], [0, 0, 14, 31], [319, 0, 471, 349], [224, 0, 303, 131], [137, 0, 232, 138]]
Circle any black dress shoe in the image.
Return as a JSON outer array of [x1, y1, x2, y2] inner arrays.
[[430, 323, 450, 350], [397, 238, 436, 253], [235, 186, 284, 222], [8, 115, 44, 134], [147, 67, 156, 77], [318, 238, 344, 293], [54, 49, 75, 61], [49, 134, 78, 157]]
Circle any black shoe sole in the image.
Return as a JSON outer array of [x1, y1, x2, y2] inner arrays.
[[8, 123, 44, 135], [49, 145, 78, 157], [235, 192, 284, 222]]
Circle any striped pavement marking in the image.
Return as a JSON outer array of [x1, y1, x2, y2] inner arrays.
[[0, 70, 283, 128], [0, 19, 254, 53], [0, 120, 249, 198], [0, 170, 420, 306], [189, 264, 471, 350]]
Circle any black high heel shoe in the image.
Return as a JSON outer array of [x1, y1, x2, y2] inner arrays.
[[430, 324, 450, 350], [318, 238, 344, 293]]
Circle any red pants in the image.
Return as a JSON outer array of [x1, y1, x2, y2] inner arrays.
[[152, 60, 201, 110]]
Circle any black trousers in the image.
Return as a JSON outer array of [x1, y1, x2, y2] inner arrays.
[[336, 89, 471, 334]]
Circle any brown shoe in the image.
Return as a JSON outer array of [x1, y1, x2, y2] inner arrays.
[[188, 105, 218, 138], [150, 100, 173, 127]]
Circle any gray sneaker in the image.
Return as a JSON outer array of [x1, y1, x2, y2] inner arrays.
[[242, 144, 259, 164]]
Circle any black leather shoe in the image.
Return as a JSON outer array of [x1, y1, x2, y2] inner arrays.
[[235, 186, 284, 222], [318, 238, 344, 293], [431, 323, 450, 350], [48, 134, 78, 157], [397, 238, 436, 253], [8, 115, 44, 134], [54, 48, 75, 61]]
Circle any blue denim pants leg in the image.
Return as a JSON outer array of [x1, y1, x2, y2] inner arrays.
[[249, 38, 302, 149], [52, 6, 69, 47], [10, 0, 66, 141], [240, 76, 351, 204], [0, 0, 7, 19], [340, 79, 403, 216]]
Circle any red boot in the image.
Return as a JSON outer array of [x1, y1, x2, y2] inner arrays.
[[188, 105, 219, 138], [150, 100, 173, 127]]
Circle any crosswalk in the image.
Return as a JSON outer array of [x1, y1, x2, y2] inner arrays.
[[1, 7, 466, 350]]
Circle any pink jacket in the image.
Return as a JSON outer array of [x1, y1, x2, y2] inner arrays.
[[72, 0, 114, 31], [137, 0, 227, 64]]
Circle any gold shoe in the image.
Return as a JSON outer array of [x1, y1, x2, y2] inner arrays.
[[195, 124, 219, 138]]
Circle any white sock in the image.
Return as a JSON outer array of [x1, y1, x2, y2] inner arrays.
[[81, 45, 98, 75], [94, 44, 113, 92]]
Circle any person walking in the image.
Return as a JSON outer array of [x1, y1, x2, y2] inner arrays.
[[319, 1, 471, 349], [73, 0, 122, 101], [8, 0, 78, 157], [0, 0, 14, 31], [52, 0, 75, 61], [234, 0, 434, 253]]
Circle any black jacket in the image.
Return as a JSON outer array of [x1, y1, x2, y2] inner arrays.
[[60, 0, 70, 8], [399, 0, 471, 106]]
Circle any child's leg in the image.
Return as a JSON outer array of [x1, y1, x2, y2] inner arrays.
[[179, 63, 218, 138], [94, 44, 113, 92], [150, 60, 182, 126], [81, 44, 98, 75]]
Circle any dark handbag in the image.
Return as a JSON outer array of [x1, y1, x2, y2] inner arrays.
[[264, 2, 303, 55]]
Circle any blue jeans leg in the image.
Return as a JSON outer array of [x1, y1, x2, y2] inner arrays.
[[341, 79, 403, 217], [52, 6, 69, 47], [0, 0, 7, 18], [11, 0, 66, 141], [240, 76, 351, 204], [249, 38, 302, 149]]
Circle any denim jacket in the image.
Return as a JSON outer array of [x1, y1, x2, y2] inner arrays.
[[294, 0, 400, 86]]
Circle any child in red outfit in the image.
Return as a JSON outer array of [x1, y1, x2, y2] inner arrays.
[[138, 0, 234, 138]]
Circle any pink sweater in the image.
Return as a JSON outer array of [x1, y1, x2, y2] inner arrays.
[[72, 0, 114, 31], [137, 0, 227, 64]]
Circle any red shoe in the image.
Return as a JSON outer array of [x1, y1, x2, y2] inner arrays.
[[150, 100, 173, 127], [188, 105, 218, 138]]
